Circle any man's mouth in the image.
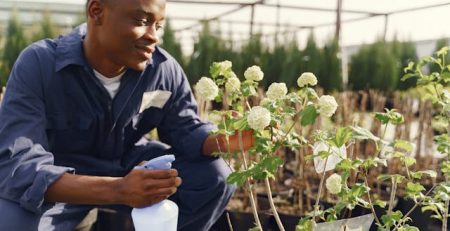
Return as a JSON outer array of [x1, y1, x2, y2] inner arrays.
[[136, 46, 155, 59]]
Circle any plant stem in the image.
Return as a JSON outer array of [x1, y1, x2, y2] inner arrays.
[[443, 200, 449, 231], [363, 175, 382, 227], [238, 131, 263, 230], [388, 177, 397, 215], [264, 177, 285, 231], [313, 155, 330, 222], [226, 212, 234, 231]]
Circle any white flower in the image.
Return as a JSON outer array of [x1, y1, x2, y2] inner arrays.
[[195, 77, 219, 100], [244, 65, 264, 81], [247, 106, 271, 130], [266, 82, 287, 100], [218, 60, 232, 71], [225, 76, 241, 93], [208, 111, 223, 125], [226, 71, 237, 79], [297, 72, 318, 87], [318, 95, 338, 117], [326, 173, 342, 194]]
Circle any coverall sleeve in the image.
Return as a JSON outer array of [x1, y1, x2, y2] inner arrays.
[[157, 59, 216, 159], [0, 45, 74, 213]]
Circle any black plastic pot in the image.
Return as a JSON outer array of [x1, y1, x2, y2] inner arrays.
[[395, 197, 432, 231], [210, 210, 302, 231]]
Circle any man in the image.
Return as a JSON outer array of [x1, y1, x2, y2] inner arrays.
[[0, 0, 254, 230]]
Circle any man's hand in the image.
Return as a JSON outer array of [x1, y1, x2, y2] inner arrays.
[[202, 130, 256, 156], [45, 170, 181, 208], [117, 169, 181, 208]]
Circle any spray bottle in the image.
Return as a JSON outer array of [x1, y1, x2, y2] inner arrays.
[[131, 155, 179, 231]]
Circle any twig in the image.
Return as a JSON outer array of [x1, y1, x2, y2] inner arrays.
[[226, 212, 234, 231], [264, 177, 285, 231], [238, 131, 263, 230], [363, 175, 382, 227]]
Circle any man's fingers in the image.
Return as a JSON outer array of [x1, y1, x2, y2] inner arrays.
[[138, 169, 178, 179], [143, 177, 182, 189]]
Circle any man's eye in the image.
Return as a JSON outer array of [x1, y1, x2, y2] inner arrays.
[[135, 19, 149, 26], [156, 23, 164, 31]]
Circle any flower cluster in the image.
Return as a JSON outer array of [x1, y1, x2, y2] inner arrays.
[[325, 173, 342, 194], [225, 76, 241, 93], [195, 77, 219, 100], [247, 106, 271, 130], [297, 72, 318, 87], [244, 65, 264, 81], [266, 82, 287, 100], [318, 95, 338, 117]]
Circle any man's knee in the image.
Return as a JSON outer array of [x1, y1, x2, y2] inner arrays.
[[0, 198, 40, 231]]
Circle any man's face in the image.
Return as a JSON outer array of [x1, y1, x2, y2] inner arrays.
[[96, 0, 166, 71]]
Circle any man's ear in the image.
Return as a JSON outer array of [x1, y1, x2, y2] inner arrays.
[[87, 0, 105, 25]]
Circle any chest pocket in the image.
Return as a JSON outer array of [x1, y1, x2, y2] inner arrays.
[[46, 114, 95, 154], [132, 107, 164, 133]]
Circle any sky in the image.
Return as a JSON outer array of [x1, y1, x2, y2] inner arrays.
[[4, 0, 450, 55]]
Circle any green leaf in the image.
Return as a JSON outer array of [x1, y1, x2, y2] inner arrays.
[[411, 170, 437, 179], [404, 156, 416, 167], [226, 172, 247, 186], [300, 105, 319, 126], [374, 199, 387, 208], [394, 140, 413, 153], [232, 117, 248, 130], [333, 127, 353, 147], [406, 182, 425, 196], [374, 112, 390, 124], [350, 126, 380, 142]]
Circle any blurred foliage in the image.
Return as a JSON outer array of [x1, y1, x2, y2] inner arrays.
[[160, 19, 185, 68], [320, 38, 342, 93], [1, 11, 28, 87], [0, 10, 437, 93], [31, 12, 57, 42], [348, 40, 399, 92], [185, 21, 229, 85], [391, 38, 418, 90], [429, 38, 450, 74]]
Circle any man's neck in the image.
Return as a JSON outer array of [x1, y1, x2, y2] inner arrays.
[[83, 34, 126, 78]]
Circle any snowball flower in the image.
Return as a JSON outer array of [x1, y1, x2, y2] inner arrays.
[[266, 82, 287, 100], [218, 60, 232, 71], [326, 173, 342, 194], [297, 72, 318, 87], [244, 65, 264, 81], [225, 76, 241, 93], [195, 77, 219, 100], [208, 111, 223, 125], [247, 106, 271, 130], [318, 95, 338, 117]]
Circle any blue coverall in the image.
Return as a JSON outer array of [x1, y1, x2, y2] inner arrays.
[[0, 24, 235, 231]]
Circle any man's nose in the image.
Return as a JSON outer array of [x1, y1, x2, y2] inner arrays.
[[143, 24, 159, 44]]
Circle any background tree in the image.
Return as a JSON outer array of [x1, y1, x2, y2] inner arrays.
[[391, 39, 418, 90], [301, 32, 322, 85], [160, 19, 185, 69], [1, 10, 28, 86], [320, 38, 342, 92], [348, 40, 398, 92], [279, 34, 303, 89], [186, 21, 227, 84], [31, 12, 57, 42]]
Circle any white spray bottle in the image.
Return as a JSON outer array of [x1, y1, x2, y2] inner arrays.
[[131, 155, 179, 231]]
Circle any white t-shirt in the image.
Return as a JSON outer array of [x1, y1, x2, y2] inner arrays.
[[93, 69, 125, 99]]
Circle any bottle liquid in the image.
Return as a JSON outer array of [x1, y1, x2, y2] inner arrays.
[[131, 155, 178, 231]]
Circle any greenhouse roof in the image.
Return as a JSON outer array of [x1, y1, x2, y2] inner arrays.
[[2, 0, 450, 54]]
